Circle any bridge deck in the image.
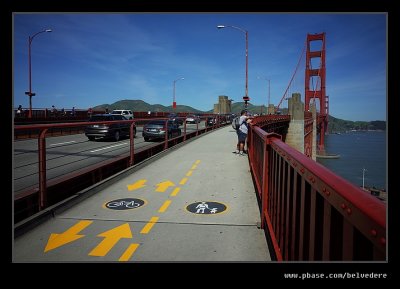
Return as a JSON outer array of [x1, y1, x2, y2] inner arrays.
[[13, 126, 270, 262]]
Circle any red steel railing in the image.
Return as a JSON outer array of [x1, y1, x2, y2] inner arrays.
[[14, 115, 230, 222], [248, 123, 386, 261]]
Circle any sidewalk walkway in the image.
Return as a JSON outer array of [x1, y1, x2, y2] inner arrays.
[[14, 126, 271, 262]]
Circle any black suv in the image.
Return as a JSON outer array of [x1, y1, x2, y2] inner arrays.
[[85, 114, 136, 141]]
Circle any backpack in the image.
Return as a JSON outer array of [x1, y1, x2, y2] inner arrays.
[[232, 116, 241, 130]]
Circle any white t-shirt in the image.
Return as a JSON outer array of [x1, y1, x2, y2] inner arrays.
[[239, 115, 248, 134]]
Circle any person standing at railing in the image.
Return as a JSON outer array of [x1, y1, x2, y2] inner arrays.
[[71, 106, 76, 116], [16, 105, 23, 117], [51, 105, 58, 117], [233, 110, 252, 156], [88, 107, 93, 118]]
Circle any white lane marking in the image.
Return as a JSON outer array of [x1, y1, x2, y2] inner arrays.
[[49, 141, 77, 147], [90, 142, 128, 153]]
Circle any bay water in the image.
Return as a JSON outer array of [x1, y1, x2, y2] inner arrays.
[[317, 131, 387, 190]]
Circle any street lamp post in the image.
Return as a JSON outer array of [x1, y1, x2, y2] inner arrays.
[[173, 77, 184, 109], [25, 29, 52, 118], [362, 168, 367, 189], [217, 24, 249, 108]]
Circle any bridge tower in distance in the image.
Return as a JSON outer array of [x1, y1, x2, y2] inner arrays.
[[305, 32, 328, 155]]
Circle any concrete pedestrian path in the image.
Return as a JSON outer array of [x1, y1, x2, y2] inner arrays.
[[13, 126, 271, 262]]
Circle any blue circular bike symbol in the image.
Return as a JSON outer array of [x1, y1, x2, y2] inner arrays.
[[105, 198, 145, 210]]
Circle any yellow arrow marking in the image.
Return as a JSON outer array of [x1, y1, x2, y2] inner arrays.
[[119, 243, 140, 261], [186, 170, 193, 177], [44, 220, 93, 252], [89, 223, 132, 257], [179, 178, 188, 185], [170, 187, 181, 197], [195, 160, 201, 165], [155, 180, 175, 192], [158, 200, 172, 213], [127, 179, 147, 191], [191, 165, 197, 170], [140, 216, 159, 234]]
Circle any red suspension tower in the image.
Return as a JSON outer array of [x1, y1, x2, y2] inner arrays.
[[305, 32, 328, 154]]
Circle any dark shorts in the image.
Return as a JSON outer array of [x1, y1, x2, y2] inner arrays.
[[237, 130, 247, 143]]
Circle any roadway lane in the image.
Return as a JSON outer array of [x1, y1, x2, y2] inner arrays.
[[14, 123, 208, 196]]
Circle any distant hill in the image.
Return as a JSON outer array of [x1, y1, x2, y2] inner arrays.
[[93, 99, 203, 114], [94, 99, 385, 131], [328, 115, 386, 132], [229, 102, 288, 115]]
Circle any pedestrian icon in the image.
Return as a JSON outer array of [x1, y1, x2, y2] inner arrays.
[[186, 201, 227, 215], [196, 202, 211, 213]]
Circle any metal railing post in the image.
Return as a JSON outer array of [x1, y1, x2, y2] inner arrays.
[[129, 122, 135, 166], [38, 128, 48, 210]]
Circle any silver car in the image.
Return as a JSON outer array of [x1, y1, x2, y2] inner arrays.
[[142, 120, 181, 141]]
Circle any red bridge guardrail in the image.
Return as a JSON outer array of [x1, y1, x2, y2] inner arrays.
[[248, 119, 386, 261], [14, 115, 231, 223]]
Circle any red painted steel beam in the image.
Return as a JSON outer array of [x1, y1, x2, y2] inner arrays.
[[271, 139, 386, 228], [248, 122, 385, 260], [38, 128, 48, 209], [264, 209, 283, 261], [15, 118, 227, 222], [290, 170, 299, 260], [308, 188, 317, 260], [322, 200, 332, 260], [129, 122, 135, 166], [269, 139, 386, 257], [305, 32, 327, 153], [261, 139, 269, 229], [248, 127, 285, 259]]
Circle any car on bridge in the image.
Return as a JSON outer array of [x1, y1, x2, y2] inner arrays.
[[168, 113, 184, 126], [142, 120, 181, 141], [111, 109, 134, 120], [185, 114, 200, 124], [206, 117, 217, 126], [85, 114, 136, 141]]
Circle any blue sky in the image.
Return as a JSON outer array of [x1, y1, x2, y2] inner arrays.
[[13, 13, 386, 121]]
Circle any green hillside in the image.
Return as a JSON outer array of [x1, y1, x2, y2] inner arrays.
[[94, 99, 385, 131], [94, 99, 203, 114], [328, 115, 386, 132]]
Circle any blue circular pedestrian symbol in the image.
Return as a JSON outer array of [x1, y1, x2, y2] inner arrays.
[[186, 201, 227, 214], [105, 198, 145, 210]]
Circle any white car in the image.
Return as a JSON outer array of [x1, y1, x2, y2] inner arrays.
[[111, 110, 134, 120], [185, 114, 200, 124]]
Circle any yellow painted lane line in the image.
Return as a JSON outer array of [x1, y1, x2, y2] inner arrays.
[[140, 216, 159, 234], [195, 160, 201, 165], [158, 200, 172, 213], [119, 243, 140, 261], [191, 164, 197, 170], [186, 170, 193, 177], [179, 178, 188, 185], [170, 187, 181, 197]]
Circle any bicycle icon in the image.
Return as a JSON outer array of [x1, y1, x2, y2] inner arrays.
[[105, 198, 145, 210]]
